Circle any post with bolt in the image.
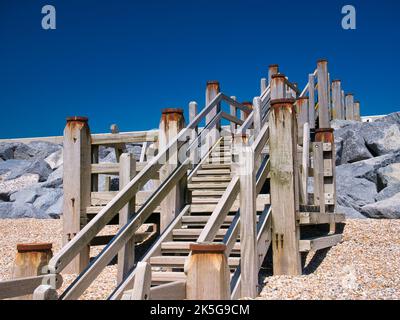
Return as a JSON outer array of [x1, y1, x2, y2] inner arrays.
[[62, 116, 91, 274], [269, 99, 301, 276]]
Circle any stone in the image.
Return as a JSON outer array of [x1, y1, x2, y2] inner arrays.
[[0, 160, 30, 176], [10, 188, 40, 204], [0, 202, 50, 219], [6, 160, 52, 182], [337, 205, 367, 219], [13, 141, 61, 160], [336, 177, 377, 212], [361, 122, 400, 156], [361, 193, 400, 219], [41, 165, 63, 188], [375, 183, 400, 202], [377, 163, 400, 188], [33, 188, 63, 213], [0, 142, 17, 160], [339, 130, 373, 164], [44, 149, 63, 170], [45, 195, 63, 218]]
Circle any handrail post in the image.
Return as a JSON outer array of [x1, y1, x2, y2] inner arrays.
[[271, 74, 286, 100], [117, 153, 137, 284], [269, 98, 301, 276], [235, 133, 258, 298], [241, 101, 253, 121], [317, 59, 330, 128], [230, 96, 237, 134], [354, 101, 361, 121], [268, 64, 279, 85], [189, 101, 199, 167], [186, 243, 230, 300], [253, 97, 262, 138], [345, 93, 355, 120], [296, 97, 309, 144], [332, 80, 343, 120], [159, 108, 187, 232], [205, 81, 221, 145], [308, 73, 316, 130], [260, 78, 267, 95], [62, 116, 91, 273]]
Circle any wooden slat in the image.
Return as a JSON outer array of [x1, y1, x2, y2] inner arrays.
[[0, 275, 62, 300], [149, 256, 240, 267], [91, 130, 158, 145], [299, 234, 343, 252], [221, 111, 244, 125], [91, 191, 152, 206], [299, 212, 345, 225], [150, 281, 186, 300], [151, 272, 186, 285], [91, 162, 153, 175]]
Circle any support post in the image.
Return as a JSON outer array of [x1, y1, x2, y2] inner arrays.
[[159, 108, 186, 232], [236, 133, 258, 298], [253, 96, 262, 138], [345, 93, 354, 121], [308, 74, 316, 130], [354, 101, 361, 121], [269, 99, 301, 276], [268, 64, 279, 85], [13, 243, 53, 299], [270, 74, 286, 100], [315, 128, 336, 214], [260, 78, 267, 95], [301, 123, 310, 205], [230, 96, 237, 134], [296, 97, 309, 144], [117, 153, 137, 284], [205, 80, 221, 127], [62, 116, 91, 273], [186, 243, 230, 300], [241, 101, 253, 121], [313, 142, 325, 213], [189, 101, 199, 167], [317, 59, 330, 128], [332, 80, 343, 120]]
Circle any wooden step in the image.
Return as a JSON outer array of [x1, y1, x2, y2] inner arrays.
[[161, 242, 241, 254], [299, 212, 346, 225], [151, 272, 186, 285], [211, 152, 231, 157], [191, 190, 226, 197], [191, 176, 231, 182], [190, 196, 270, 213], [172, 228, 227, 240], [181, 215, 259, 226], [299, 234, 343, 252], [201, 163, 231, 169], [150, 256, 240, 267], [196, 169, 231, 175], [206, 157, 231, 164], [188, 182, 230, 189], [191, 198, 225, 204]]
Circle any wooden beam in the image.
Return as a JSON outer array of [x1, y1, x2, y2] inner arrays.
[[150, 281, 186, 300], [269, 99, 302, 276], [313, 142, 325, 213], [308, 74, 316, 129], [117, 153, 136, 284], [345, 93, 354, 121], [332, 80, 343, 120], [317, 60, 330, 128], [128, 262, 151, 300], [62, 116, 91, 273], [299, 234, 342, 252]]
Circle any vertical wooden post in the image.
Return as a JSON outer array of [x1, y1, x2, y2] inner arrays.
[[189, 101, 199, 167], [268, 64, 279, 85], [260, 78, 267, 95], [315, 129, 336, 214], [345, 93, 354, 120], [332, 80, 343, 120], [308, 73, 316, 130], [341, 90, 346, 120], [63, 116, 91, 273], [301, 123, 310, 205], [159, 108, 186, 232], [269, 99, 301, 276], [296, 97, 309, 144], [234, 133, 258, 298], [270, 74, 286, 100], [253, 96, 262, 138], [354, 101, 361, 121], [230, 96, 237, 134], [241, 101, 253, 121], [317, 59, 330, 128], [205, 80, 221, 126], [186, 243, 230, 300], [117, 153, 137, 284], [13, 243, 53, 299], [313, 142, 325, 213]]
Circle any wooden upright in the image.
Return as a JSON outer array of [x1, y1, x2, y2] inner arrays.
[[269, 99, 301, 276], [159, 108, 187, 232], [63, 116, 91, 274]]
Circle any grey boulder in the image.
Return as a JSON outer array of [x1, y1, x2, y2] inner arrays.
[[361, 122, 400, 156], [13, 141, 62, 161], [41, 165, 63, 188], [6, 159, 52, 182], [361, 193, 400, 219], [375, 183, 400, 202], [377, 163, 400, 188], [0, 202, 49, 219]]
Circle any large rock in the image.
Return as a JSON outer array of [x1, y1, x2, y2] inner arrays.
[[377, 163, 400, 188], [32, 188, 63, 213], [0, 202, 50, 219], [45, 195, 63, 218], [337, 205, 366, 219], [6, 159, 52, 182], [339, 130, 373, 164], [10, 188, 40, 204], [375, 183, 400, 202], [44, 149, 63, 170], [0, 159, 30, 176], [0, 143, 17, 160], [13, 141, 61, 160], [41, 165, 63, 188], [361, 193, 400, 219], [361, 122, 400, 156]]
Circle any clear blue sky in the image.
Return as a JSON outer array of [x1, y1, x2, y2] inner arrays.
[[0, 0, 399, 138]]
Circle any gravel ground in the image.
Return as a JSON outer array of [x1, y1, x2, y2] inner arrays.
[[0, 218, 399, 300]]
